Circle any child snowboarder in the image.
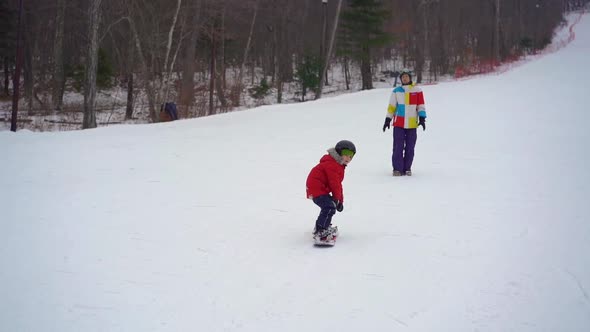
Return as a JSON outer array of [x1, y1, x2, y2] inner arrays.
[[306, 140, 356, 244]]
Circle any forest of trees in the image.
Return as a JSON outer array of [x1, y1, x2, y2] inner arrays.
[[1, 0, 588, 130]]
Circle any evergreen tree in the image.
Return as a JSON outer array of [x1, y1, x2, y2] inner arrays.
[[295, 55, 321, 102], [339, 0, 392, 90], [69, 48, 114, 92], [96, 48, 114, 89]]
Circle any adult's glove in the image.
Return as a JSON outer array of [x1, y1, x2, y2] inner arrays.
[[383, 117, 392, 132], [336, 201, 344, 212], [418, 117, 426, 131]]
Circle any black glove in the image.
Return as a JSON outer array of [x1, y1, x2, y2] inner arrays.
[[418, 117, 426, 131], [383, 117, 391, 132], [336, 201, 344, 212]]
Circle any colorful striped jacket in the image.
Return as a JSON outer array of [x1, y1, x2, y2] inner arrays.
[[386, 84, 427, 129]]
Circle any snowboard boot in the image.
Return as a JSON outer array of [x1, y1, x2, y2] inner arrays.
[[328, 225, 339, 237], [313, 227, 335, 241], [393, 170, 403, 176], [405, 170, 412, 176], [313, 226, 338, 235]]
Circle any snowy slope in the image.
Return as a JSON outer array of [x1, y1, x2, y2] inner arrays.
[[2, 13, 590, 332]]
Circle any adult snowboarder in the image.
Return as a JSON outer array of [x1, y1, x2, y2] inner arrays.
[[382, 69, 427, 176]]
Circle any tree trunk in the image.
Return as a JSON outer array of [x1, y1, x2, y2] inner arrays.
[[128, 17, 156, 122], [10, 0, 24, 132], [214, 3, 227, 109], [125, 74, 134, 120], [318, 1, 327, 98], [494, 0, 501, 62], [301, 85, 306, 102], [251, 60, 256, 85], [179, 0, 201, 117], [415, 45, 424, 83], [273, 0, 289, 104], [82, 0, 102, 129], [215, 9, 227, 112], [437, 1, 449, 75], [237, 0, 259, 102], [23, 46, 33, 114], [298, 0, 312, 52], [23, 10, 33, 114], [343, 57, 350, 90], [317, 0, 343, 99], [269, 1, 279, 86], [421, 0, 430, 82], [158, 0, 183, 111], [52, 0, 66, 111], [274, 15, 281, 104], [360, 48, 372, 90], [277, 78, 282, 103], [208, 23, 215, 116], [3, 58, 9, 96], [125, 35, 134, 120], [215, 67, 227, 110], [423, 1, 429, 61], [220, 3, 226, 90]]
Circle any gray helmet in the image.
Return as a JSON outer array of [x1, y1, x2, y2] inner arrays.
[[399, 68, 412, 81], [335, 140, 356, 156]]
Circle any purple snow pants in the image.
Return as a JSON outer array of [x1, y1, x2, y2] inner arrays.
[[392, 126, 417, 173]]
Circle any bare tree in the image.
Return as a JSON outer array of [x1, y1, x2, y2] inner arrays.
[[208, 15, 216, 116], [157, 0, 183, 110], [10, 0, 24, 132], [179, 0, 202, 118], [236, 0, 260, 104], [5, 0, 587, 129], [52, 0, 66, 111], [215, 1, 228, 110], [317, 0, 343, 99], [125, 0, 184, 122], [82, 0, 102, 129], [125, 35, 134, 120], [270, 0, 291, 104], [493, 0, 501, 62]]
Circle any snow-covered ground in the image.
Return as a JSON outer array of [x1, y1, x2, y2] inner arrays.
[[1, 12, 590, 332]]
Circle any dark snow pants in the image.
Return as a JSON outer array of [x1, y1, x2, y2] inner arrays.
[[392, 127, 418, 173], [313, 194, 337, 230]]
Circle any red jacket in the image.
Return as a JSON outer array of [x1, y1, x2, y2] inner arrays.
[[306, 151, 346, 202]]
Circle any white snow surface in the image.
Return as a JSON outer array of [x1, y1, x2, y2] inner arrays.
[[2, 13, 590, 332]]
